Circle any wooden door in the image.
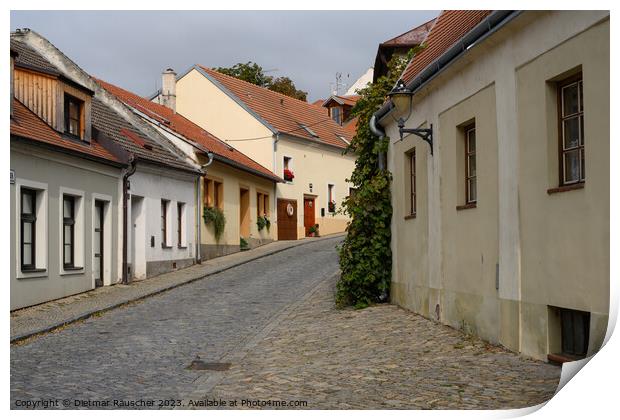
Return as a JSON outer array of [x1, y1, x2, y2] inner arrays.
[[304, 198, 316, 237], [277, 199, 297, 240]]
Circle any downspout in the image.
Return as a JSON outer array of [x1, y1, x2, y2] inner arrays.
[[197, 152, 214, 262], [369, 115, 386, 170], [122, 156, 137, 284], [273, 133, 279, 240]]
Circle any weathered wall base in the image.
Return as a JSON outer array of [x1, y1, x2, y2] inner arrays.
[[145, 258, 195, 278]]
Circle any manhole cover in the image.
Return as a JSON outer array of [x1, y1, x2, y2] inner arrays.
[[187, 356, 231, 371]]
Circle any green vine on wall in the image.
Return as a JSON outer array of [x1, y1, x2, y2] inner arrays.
[[203, 206, 226, 241], [336, 49, 419, 309]]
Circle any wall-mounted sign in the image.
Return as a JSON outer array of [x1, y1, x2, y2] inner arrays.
[[10, 169, 15, 184], [286, 203, 294, 216]]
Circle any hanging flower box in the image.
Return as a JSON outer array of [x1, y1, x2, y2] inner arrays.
[[328, 200, 336, 213], [283, 168, 295, 182]]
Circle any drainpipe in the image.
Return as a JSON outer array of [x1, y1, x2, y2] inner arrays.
[[122, 156, 137, 284], [369, 115, 386, 170], [197, 152, 214, 262]]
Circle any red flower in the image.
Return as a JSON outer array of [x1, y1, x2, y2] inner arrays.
[[283, 168, 295, 181]]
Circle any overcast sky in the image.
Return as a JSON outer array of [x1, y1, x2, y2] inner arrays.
[[10, 10, 438, 102]]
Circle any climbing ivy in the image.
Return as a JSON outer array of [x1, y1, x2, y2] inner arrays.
[[203, 206, 226, 241], [336, 51, 417, 309]]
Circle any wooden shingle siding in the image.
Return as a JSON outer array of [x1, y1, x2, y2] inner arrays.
[[14, 68, 58, 130]]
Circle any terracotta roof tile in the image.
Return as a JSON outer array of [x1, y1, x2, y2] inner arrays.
[[197, 66, 353, 149], [96, 78, 281, 182], [381, 17, 437, 47], [400, 10, 491, 83], [11, 98, 121, 164]]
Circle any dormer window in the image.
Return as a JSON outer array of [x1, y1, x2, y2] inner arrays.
[[330, 106, 342, 125], [64, 93, 84, 139]]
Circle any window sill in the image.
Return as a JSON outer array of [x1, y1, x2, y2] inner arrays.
[[456, 203, 477, 211], [547, 183, 584, 195], [21, 268, 47, 273], [177, 245, 188, 250], [404, 214, 416, 220], [547, 353, 581, 365], [162, 245, 173, 249], [60, 266, 85, 276]]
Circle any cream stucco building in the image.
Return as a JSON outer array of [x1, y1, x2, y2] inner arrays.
[[375, 10, 609, 362], [151, 66, 357, 240]]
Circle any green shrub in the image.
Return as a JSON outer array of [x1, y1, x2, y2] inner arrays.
[[240, 237, 249, 250], [203, 206, 226, 241]]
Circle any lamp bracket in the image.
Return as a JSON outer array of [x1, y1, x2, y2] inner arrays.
[[398, 120, 434, 155]]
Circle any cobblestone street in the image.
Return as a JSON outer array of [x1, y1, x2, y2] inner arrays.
[[11, 236, 561, 410]]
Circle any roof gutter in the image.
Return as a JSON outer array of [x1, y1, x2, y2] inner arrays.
[[374, 10, 522, 123]]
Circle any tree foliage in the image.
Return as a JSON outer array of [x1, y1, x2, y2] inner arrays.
[[216, 62, 308, 101], [336, 51, 415, 309]]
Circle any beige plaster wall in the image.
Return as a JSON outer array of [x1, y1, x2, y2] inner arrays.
[[383, 11, 609, 360], [175, 68, 275, 172]]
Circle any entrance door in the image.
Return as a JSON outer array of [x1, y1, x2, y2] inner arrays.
[[304, 198, 316, 237], [239, 188, 250, 238], [277, 199, 297, 240], [93, 200, 104, 287]]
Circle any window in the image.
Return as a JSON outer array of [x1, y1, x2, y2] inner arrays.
[[328, 184, 335, 213], [20, 188, 37, 271], [62, 195, 76, 268], [465, 125, 477, 203], [161, 199, 170, 247], [283, 156, 294, 182], [331, 107, 342, 125], [64, 93, 84, 139], [177, 202, 185, 247], [406, 149, 416, 217], [204, 179, 223, 209], [558, 75, 584, 185], [560, 308, 590, 358], [257, 193, 270, 218]]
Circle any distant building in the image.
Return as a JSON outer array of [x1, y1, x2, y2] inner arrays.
[[151, 66, 357, 240], [373, 17, 435, 83]]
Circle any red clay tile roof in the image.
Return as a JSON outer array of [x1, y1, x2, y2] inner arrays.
[[96, 78, 281, 182], [400, 10, 491, 84], [312, 99, 325, 106], [323, 95, 361, 108], [343, 117, 359, 138], [197, 66, 353, 149], [381, 18, 436, 47], [11, 98, 122, 164]]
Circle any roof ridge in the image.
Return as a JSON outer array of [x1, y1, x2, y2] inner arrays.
[[198, 65, 313, 107]]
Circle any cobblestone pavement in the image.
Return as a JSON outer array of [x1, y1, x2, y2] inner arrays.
[[11, 234, 342, 341], [10, 237, 343, 409], [205, 280, 561, 410]]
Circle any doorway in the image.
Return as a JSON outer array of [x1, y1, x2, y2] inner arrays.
[[304, 197, 316, 237], [239, 188, 250, 238], [130, 195, 146, 280], [277, 198, 297, 240], [93, 200, 105, 287]]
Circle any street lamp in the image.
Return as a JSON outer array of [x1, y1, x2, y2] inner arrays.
[[388, 79, 434, 155]]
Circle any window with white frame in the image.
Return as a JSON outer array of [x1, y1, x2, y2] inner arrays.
[[59, 188, 84, 273], [161, 199, 171, 248], [328, 184, 335, 213], [17, 181, 48, 276], [177, 201, 186, 248]]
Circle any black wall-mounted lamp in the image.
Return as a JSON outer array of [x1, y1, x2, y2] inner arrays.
[[388, 79, 434, 155]]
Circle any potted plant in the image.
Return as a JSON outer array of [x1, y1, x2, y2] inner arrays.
[[256, 215, 271, 232], [240, 237, 249, 251], [328, 200, 336, 213], [308, 223, 320, 237], [283, 168, 295, 182]]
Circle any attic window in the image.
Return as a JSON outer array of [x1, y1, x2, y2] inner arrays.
[[121, 128, 153, 150], [300, 124, 319, 138], [64, 94, 84, 139]]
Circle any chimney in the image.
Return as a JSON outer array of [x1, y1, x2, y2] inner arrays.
[[161, 68, 177, 112]]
